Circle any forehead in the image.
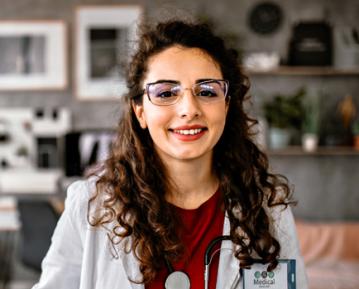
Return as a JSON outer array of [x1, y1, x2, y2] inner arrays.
[[144, 45, 223, 83]]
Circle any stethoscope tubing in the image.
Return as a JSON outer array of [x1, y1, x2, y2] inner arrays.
[[165, 235, 233, 289], [204, 235, 231, 289]]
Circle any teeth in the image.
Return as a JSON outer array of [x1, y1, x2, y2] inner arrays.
[[174, 128, 203, 135]]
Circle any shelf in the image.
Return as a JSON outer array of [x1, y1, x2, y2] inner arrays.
[[268, 146, 359, 156], [244, 66, 359, 76], [0, 168, 62, 195]]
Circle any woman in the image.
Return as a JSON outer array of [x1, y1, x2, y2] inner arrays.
[[33, 20, 308, 289]]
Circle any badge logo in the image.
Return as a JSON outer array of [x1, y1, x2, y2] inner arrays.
[[253, 270, 276, 286]]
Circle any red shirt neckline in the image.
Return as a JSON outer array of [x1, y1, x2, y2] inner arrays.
[[146, 189, 225, 289]]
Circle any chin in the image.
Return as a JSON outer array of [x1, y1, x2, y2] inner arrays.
[[172, 150, 210, 161]]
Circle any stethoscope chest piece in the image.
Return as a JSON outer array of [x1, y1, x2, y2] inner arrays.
[[165, 271, 190, 289]]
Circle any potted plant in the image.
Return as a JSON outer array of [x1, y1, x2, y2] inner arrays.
[[263, 88, 305, 149], [301, 94, 321, 152]]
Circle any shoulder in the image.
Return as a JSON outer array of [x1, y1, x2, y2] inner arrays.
[[65, 176, 122, 231], [265, 204, 300, 257], [264, 204, 309, 288], [65, 178, 96, 207], [63, 177, 98, 228], [265, 204, 296, 236]]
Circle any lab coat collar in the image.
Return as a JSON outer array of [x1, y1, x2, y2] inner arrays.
[[216, 215, 241, 289]]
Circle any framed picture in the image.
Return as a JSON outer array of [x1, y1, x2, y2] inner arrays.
[[0, 21, 67, 90], [75, 5, 143, 100]]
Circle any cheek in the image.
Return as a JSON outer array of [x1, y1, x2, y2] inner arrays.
[[144, 109, 171, 137], [211, 108, 228, 142], [211, 105, 228, 128], [217, 117, 227, 138]]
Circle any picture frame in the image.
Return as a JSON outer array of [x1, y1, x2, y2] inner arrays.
[[0, 20, 67, 90], [75, 5, 143, 100]]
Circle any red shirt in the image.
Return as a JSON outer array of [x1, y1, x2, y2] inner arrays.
[[146, 189, 225, 289]]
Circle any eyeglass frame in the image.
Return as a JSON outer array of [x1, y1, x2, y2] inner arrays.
[[142, 79, 230, 106]]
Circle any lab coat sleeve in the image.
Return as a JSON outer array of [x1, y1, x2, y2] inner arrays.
[[32, 180, 90, 289], [271, 205, 309, 289]]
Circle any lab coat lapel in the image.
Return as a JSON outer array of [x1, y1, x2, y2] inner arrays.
[[115, 238, 145, 289], [216, 215, 241, 289], [120, 252, 144, 289]]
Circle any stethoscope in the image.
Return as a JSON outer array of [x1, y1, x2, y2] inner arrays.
[[164, 235, 239, 289]]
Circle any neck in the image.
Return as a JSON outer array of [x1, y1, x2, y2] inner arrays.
[[163, 156, 219, 209]]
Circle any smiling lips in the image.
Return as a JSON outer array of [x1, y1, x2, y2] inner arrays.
[[170, 125, 207, 141]]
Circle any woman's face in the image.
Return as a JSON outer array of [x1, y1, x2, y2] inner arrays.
[[133, 45, 229, 164]]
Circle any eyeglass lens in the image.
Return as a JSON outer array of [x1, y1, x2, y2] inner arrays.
[[147, 80, 228, 105]]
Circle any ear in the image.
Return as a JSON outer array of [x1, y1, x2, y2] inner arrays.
[[132, 101, 147, 129]]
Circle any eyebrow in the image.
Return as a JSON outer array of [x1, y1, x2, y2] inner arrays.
[[149, 79, 179, 85], [149, 78, 219, 85], [195, 78, 217, 84]]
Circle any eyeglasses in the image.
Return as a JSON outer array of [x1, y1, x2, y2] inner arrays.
[[144, 79, 229, 106]]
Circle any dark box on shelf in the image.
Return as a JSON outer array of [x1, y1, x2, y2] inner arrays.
[[288, 21, 333, 66]]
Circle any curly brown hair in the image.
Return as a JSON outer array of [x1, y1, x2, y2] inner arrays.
[[89, 19, 293, 284]]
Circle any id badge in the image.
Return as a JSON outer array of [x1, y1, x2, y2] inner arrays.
[[242, 259, 296, 289]]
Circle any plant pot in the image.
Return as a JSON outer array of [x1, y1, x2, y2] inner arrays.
[[302, 133, 319, 152], [269, 127, 291, 149]]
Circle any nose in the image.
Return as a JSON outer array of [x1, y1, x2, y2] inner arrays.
[[177, 88, 201, 119]]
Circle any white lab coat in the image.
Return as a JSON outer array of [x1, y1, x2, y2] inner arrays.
[[32, 179, 308, 289]]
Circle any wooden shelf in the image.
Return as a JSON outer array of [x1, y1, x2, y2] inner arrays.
[[244, 66, 359, 76], [268, 146, 359, 156]]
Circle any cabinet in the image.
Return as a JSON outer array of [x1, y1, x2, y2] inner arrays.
[[245, 65, 359, 220], [245, 66, 359, 156]]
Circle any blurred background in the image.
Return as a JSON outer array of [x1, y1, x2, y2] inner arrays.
[[0, 0, 358, 288]]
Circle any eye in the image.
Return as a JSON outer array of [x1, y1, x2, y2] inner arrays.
[[152, 83, 179, 98], [197, 83, 219, 97], [157, 90, 175, 98]]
